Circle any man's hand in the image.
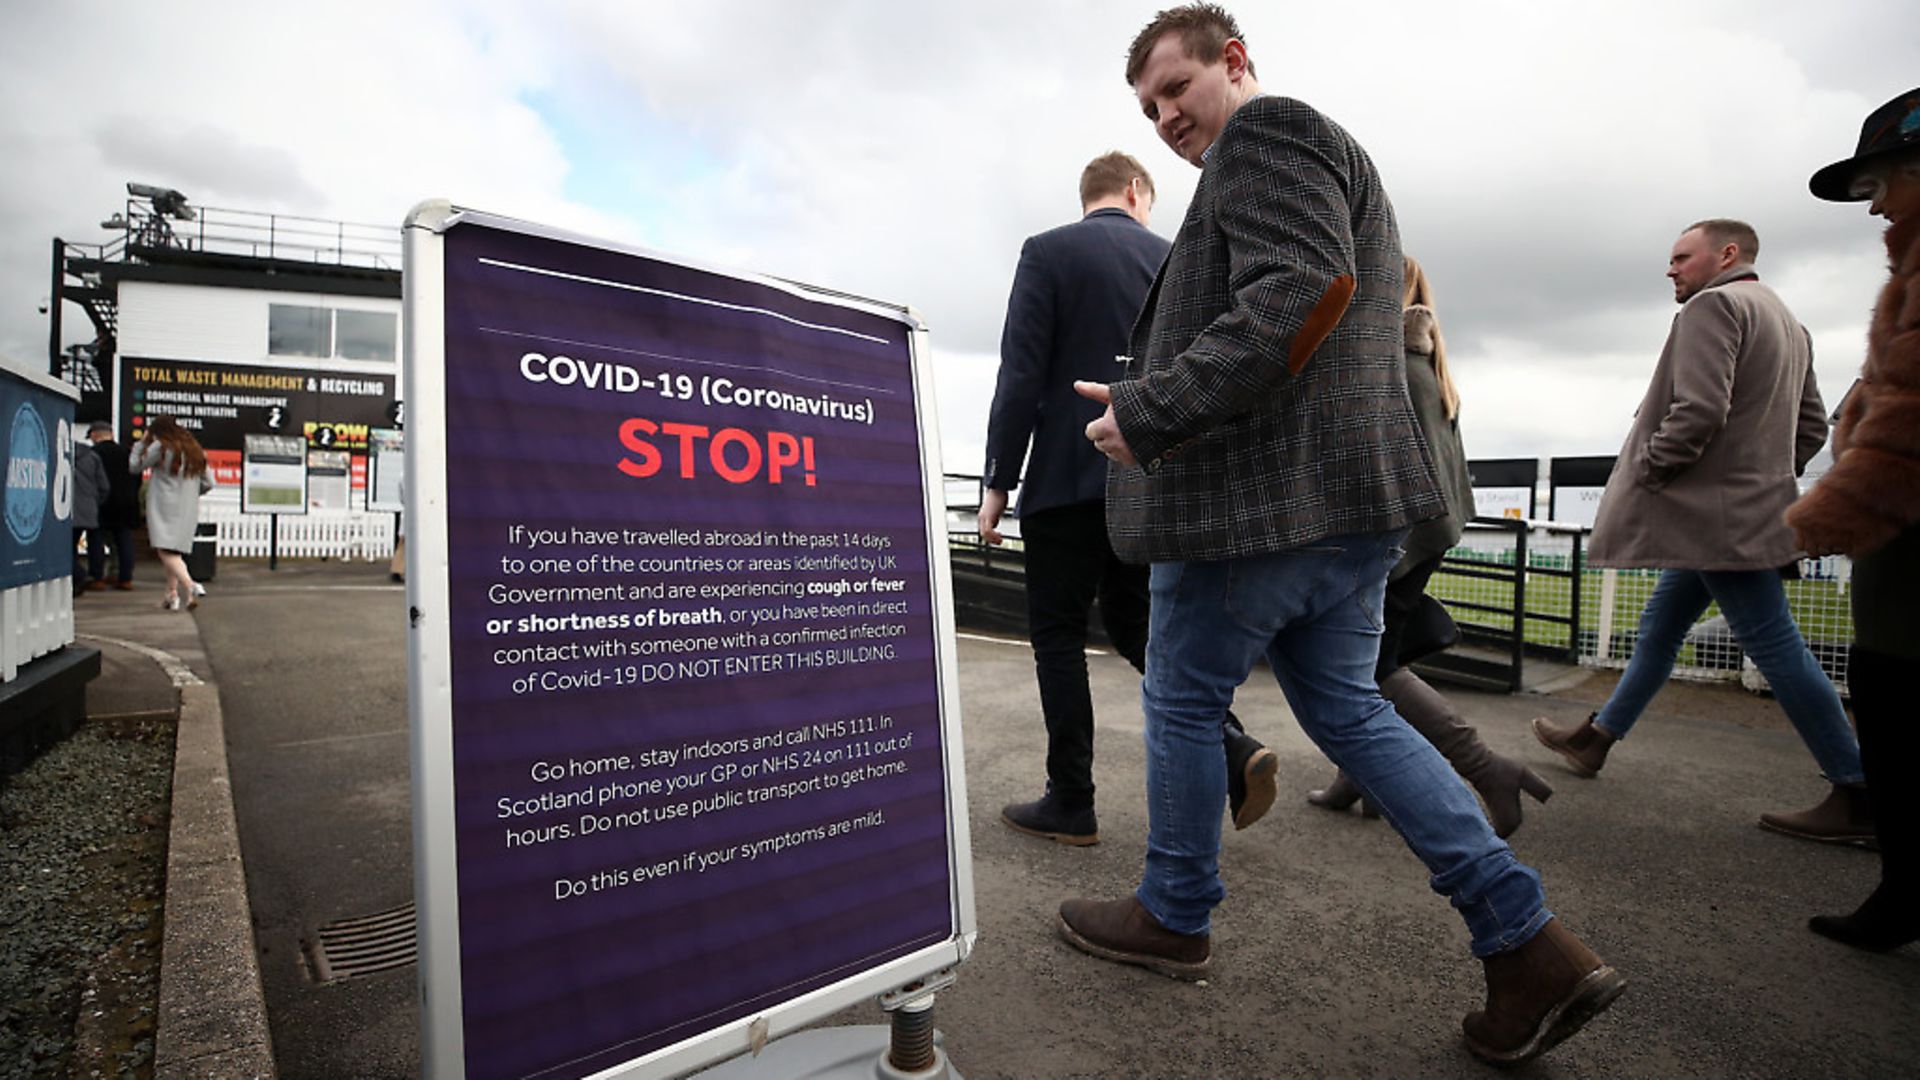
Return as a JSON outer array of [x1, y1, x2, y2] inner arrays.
[[1075, 381, 1138, 467], [977, 488, 1010, 546]]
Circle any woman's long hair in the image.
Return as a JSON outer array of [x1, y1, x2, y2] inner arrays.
[[144, 416, 207, 477], [1403, 255, 1461, 420]]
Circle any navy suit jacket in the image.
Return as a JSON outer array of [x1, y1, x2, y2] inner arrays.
[[983, 207, 1169, 516]]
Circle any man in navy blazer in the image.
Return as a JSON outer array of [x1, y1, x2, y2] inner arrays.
[[1057, 5, 1623, 1065], [981, 152, 1276, 846]]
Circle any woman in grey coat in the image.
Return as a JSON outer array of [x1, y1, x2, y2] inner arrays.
[[129, 416, 212, 611]]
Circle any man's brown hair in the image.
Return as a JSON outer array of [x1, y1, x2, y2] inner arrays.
[[1125, 3, 1252, 87], [1684, 218, 1761, 263], [1080, 151, 1154, 207]]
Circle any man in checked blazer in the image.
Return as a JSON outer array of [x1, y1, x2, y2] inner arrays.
[[981, 153, 1278, 847], [1054, 4, 1624, 1065]]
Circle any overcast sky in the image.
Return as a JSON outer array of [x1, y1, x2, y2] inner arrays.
[[2, 1, 1914, 474]]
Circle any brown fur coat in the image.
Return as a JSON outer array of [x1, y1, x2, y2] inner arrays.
[[1786, 214, 1920, 555]]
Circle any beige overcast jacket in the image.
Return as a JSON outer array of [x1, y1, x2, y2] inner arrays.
[[1587, 264, 1827, 570]]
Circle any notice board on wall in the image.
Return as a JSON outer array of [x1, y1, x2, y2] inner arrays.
[[403, 205, 974, 1080]]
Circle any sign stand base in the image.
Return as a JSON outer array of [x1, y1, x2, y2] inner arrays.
[[696, 1026, 959, 1080]]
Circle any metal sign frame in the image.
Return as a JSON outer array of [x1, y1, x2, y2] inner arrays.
[[404, 202, 975, 1080]]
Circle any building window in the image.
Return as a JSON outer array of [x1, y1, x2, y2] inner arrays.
[[335, 310, 396, 362], [268, 304, 396, 362], [269, 304, 331, 358]]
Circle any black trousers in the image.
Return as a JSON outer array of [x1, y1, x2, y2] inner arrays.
[[1019, 501, 1148, 807], [87, 523, 137, 583], [1376, 554, 1444, 682], [1850, 648, 1915, 902]]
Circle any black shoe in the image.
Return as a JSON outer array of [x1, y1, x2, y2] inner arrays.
[[1225, 727, 1278, 831], [1809, 886, 1919, 953], [1002, 794, 1098, 846]]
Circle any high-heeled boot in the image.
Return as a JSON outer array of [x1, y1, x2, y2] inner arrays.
[[1382, 669, 1553, 839], [1306, 771, 1380, 818]]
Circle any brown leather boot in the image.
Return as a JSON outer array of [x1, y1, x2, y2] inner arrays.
[[1057, 896, 1209, 981], [1463, 919, 1626, 1065], [1384, 670, 1552, 838], [1531, 713, 1615, 778], [1759, 783, 1876, 848], [1225, 711, 1278, 832]]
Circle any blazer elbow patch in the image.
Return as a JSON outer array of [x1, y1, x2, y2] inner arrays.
[[1288, 274, 1355, 375]]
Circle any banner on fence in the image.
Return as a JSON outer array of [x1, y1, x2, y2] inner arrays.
[[1549, 455, 1615, 529], [1469, 457, 1538, 520], [404, 206, 973, 1080]]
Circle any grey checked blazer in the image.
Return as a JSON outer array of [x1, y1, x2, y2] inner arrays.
[[1105, 95, 1443, 563]]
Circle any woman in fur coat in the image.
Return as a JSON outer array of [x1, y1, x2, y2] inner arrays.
[[1787, 87, 1920, 952]]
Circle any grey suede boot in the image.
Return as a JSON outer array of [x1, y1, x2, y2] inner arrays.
[[1382, 669, 1553, 839]]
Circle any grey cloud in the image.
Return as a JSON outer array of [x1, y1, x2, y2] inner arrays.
[[91, 117, 325, 211]]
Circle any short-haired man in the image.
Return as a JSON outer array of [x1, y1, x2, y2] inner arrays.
[[1057, 5, 1623, 1064], [982, 152, 1277, 845], [1534, 220, 1869, 842], [86, 420, 140, 590]]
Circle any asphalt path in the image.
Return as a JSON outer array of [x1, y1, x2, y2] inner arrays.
[[196, 559, 416, 1078], [196, 559, 1920, 1079]]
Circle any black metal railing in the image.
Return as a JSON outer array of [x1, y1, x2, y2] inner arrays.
[[939, 476, 1594, 693], [1416, 518, 1586, 691], [103, 198, 400, 271]]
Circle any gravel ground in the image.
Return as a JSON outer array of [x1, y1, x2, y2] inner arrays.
[[0, 713, 175, 1079]]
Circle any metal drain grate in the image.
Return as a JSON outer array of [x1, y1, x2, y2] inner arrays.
[[308, 901, 417, 982]]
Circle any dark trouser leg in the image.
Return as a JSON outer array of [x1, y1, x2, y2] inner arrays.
[[1020, 503, 1112, 808], [114, 525, 136, 582], [1095, 529, 1149, 675], [87, 527, 109, 581], [1376, 555, 1442, 681], [1809, 644, 1920, 949], [1852, 646, 1916, 902]]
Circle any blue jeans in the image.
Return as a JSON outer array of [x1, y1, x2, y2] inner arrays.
[[1135, 530, 1550, 958], [1595, 568, 1862, 783]]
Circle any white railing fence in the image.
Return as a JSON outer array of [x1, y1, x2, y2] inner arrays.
[[202, 505, 396, 562]]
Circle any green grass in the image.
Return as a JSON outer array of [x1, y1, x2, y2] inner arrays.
[[1429, 549, 1856, 658]]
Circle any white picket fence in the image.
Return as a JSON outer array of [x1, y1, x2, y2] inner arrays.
[[202, 505, 396, 561], [1, 577, 73, 683]]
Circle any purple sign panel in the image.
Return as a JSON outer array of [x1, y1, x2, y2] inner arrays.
[[439, 221, 952, 1078]]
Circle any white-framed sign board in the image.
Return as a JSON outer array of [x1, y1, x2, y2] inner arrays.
[[241, 433, 308, 515], [367, 427, 405, 513], [403, 204, 975, 1080]]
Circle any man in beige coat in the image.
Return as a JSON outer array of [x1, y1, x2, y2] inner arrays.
[[1534, 219, 1870, 845]]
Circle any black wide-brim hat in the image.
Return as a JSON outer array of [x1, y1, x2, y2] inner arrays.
[[1810, 87, 1920, 201]]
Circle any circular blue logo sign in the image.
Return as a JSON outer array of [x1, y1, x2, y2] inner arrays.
[[6, 401, 51, 546]]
